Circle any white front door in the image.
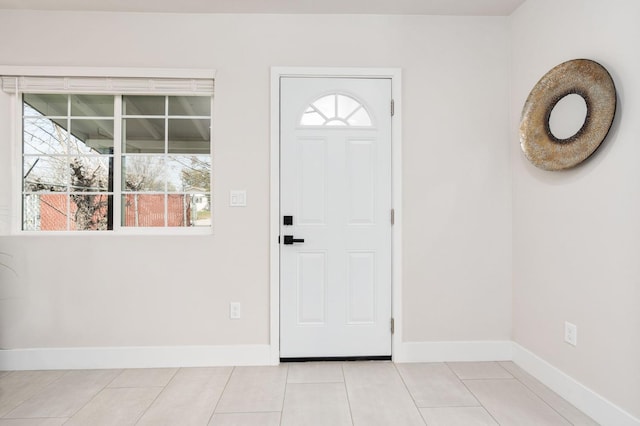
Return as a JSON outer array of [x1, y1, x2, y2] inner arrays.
[[280, 77, 392, 358]]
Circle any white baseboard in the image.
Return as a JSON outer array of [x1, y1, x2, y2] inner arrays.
[[0, 344, 274, 370], [394, 340, 513, 363], [0, 341, 513, 370], [513, 343, 640, 426]]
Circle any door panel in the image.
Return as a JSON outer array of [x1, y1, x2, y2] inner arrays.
[[297, 251, 327, 325], [347, 251, 376, 324], [280, 77, 392, 358], [298, 138, 327, 225], [347, 139, 375, 224]]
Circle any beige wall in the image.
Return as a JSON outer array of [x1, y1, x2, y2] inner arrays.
[[0, 12, 512, 348], [4, 2, 635, 419], [510, 0, 640, 418]]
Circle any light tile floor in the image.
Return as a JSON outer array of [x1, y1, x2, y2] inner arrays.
[[0, 361, 598, 425]]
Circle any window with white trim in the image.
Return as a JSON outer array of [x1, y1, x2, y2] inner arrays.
[[4, 76, 213, 232]]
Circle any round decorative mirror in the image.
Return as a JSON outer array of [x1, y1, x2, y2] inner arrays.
[[520, 59, 616, 171]]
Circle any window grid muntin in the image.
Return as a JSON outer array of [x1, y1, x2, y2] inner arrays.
[[21, 93, 212, 231], [121, 95, 211, 229], [300, 93, 373, 127]]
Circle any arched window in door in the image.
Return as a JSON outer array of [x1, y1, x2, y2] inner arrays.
[[300, 93, 373, 127]]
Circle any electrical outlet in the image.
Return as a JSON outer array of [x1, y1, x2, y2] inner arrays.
[[230, 302, 241, 319], [564, 321, 577, 346]]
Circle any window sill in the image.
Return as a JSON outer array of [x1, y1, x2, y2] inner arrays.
[[16, 227, 213, 236]]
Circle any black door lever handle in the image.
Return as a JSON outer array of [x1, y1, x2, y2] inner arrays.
[[283, 235, 305, 245]]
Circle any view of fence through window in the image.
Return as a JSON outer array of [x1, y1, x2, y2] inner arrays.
[[22, 94, 212, 231]]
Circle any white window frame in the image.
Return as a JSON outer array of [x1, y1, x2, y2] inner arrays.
[[0, 66, 216, 236]]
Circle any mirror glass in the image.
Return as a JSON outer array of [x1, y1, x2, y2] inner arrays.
[[549, 94, 587, 140]]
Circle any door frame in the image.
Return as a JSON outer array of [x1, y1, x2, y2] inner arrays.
[[269, 67, 402, 364]]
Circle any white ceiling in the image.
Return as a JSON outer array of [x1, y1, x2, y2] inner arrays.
[[0, 0, 525, 16]]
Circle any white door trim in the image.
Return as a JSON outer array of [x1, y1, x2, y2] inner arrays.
[[269, 67, 402, 364]]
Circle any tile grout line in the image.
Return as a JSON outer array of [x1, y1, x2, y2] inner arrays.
[[61, 369, 124, 424], [108, 385, 169, 388], [498, 362, 581, 424], [56, 371, 96, 425], [0, 369, 66, 419], [286, 381, 344, 386], [105, 368, 124, 388], [392, 363, 427, 425], [445, 360, 516, 381], [279, 364, 289, 426], [206, 366, 235, 426], [458, 378, 502, 425], [8, 418, 68, 426], [419, 404, 501, 409], [132, 367, 180, 425], [500, 364, 581, 425], [209, 410, 282, 415], [2, 416, 70, 420], [341, 362, 356, 426], [444, 363, 502, 426], [442, 362, 484, 407]]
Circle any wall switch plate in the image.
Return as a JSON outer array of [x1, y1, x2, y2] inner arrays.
[[230, 302, 241, 319], [564, 321, 577, 346], [229, 190, 247, 207]]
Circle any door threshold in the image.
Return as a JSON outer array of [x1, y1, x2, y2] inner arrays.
[[280, 355, 392, 363]]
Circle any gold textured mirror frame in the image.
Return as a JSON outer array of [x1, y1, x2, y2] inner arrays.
[[520, 59, 616, 171]]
